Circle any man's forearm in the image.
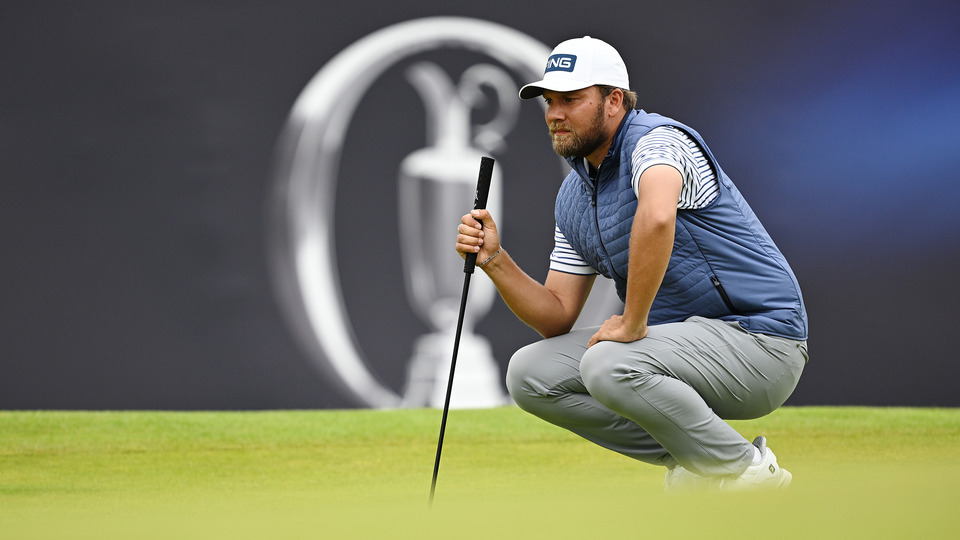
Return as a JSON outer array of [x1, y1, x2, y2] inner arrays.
[[621, 207, 675, 334], [620, 164, 682, 334], [480, 249, 591, 338]]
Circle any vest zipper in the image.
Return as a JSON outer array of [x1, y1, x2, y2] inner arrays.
[[589, 164, 598, 206], [590, 166, 616, 278], [711, 275, 742, 315]]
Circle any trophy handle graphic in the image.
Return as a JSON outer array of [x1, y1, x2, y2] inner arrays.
[[459, 64, 520, 155]]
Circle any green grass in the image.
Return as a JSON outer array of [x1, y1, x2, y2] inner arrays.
[[1, 407, 958, 539]]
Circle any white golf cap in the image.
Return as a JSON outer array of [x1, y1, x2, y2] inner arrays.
[[519, 36, 629, 100]]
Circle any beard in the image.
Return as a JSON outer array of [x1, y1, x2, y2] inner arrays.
[[549, 101, 607, 158]]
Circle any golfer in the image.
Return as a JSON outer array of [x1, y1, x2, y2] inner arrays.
[[455, 36, 808, 491]]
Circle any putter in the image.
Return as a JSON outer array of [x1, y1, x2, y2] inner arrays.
[[429, 155, 495, 507]]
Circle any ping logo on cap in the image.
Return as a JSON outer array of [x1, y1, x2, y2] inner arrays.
[[545, 54, 577, 73]]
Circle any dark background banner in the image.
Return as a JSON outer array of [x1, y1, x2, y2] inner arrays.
[[3, 1, 958, 409]]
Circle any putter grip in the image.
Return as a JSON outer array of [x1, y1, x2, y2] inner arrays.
[[464, 156, 495, 274]]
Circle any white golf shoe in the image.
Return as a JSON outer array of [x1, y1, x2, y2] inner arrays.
[[663, 464, 718, 493], [664, 436, 792, 493], [718, 436, 792, 491]]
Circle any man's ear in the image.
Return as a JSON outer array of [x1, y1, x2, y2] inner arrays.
[[606, 88, 624, 116]]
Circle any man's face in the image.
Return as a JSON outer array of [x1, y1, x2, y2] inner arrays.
[[542, 87, 608, 160]]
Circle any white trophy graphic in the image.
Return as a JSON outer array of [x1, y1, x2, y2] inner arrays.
[[398, 62, 518, 408], [268, 18, 583, 409]]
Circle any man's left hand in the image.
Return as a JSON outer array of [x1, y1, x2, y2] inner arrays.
[[587, 315, 648, 348]]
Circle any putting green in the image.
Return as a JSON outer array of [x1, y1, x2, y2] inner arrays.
[[1, 407, 957, 539]]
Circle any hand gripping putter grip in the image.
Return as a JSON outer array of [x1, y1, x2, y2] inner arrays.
[[462, 156, 495, 273], [429, 156, 494, 506]]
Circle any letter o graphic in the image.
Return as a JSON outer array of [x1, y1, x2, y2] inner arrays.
[[268, 17, 550, 408]]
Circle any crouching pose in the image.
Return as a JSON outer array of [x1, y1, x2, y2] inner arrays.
[[455, 36, 808, 491]]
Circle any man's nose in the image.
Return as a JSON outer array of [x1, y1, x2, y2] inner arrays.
[[545, 105, 564, 122]]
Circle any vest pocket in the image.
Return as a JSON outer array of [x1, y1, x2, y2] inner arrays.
[[710, 275, 742, 315]]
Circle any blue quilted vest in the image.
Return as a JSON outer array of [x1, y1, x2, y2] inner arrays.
[[555, 110, 807, 340]]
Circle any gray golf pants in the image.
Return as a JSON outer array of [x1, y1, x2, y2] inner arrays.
[[505, 316, 807, 477]]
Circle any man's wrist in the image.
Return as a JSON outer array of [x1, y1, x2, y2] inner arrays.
[[620, 311, 649, 336], [477, 246, 502, 268]]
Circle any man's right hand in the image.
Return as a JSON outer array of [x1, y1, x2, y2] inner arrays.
[[456, 209, 501, 264]]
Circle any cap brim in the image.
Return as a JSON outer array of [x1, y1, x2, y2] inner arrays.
[[518, 79, 595, 100]]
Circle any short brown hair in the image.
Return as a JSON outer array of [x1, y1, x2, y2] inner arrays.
[[598, 85, 638, 110]]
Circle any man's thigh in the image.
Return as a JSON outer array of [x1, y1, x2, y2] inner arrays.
[[598, 316, 805, 419]]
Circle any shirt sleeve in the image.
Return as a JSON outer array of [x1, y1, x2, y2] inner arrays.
[[548, 225, 597, 275], [630, 125, 719, 209]]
